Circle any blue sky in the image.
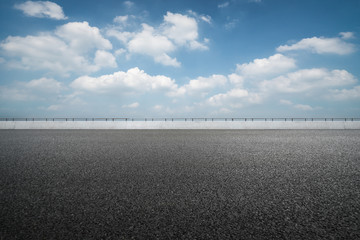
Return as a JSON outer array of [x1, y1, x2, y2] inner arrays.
[[0, 0, 359, 117]]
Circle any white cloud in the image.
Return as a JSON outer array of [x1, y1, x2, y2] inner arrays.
[[114, 15, 129, 24], [329, 86, 360, 100], [45, 91, 85, 111], [15, 1, 67, 20], [107, 29, 135, 44], [1, 35, 92, 73], [260, 68, 357, 93], [55, 22, 112, 54], [124, 1, 134, 8], [162, 12, 207, 50], [279, 99, 315, 111], [25, 77, 63, 92], [189, 40, 208, 51], [339, 32, 355, 40], [0, 21, 114, 75], [218, 2, 230, 8], [208, 88, 248, 106], [71, 67, 179, 95], [294, 104, 314, 111], [200, 15, 212, 24], [122, 102, 139, 108], [236, 54, 296, 77], [277, 34, 355, 55], [107, 11, 208, 67], [128, 24, 179, 67], [0, 77, 63, 101], [154, 53, 181, 67], [179, 74, 228, 96], [94, 50, 117, 68], [207, 88, 262, 108], [228, 73, 244, 87], [115, 48, 126, 56], [186, 10, 212, 25]]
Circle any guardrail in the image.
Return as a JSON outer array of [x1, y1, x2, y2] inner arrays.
[[1, 118, 359, 122]]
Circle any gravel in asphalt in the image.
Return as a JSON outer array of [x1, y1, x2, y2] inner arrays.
[[1, 130, 360, 239]]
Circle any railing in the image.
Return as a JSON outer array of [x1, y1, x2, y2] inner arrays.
[[0, 118, 359, 122]]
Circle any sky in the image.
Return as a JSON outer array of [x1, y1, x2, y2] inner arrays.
[[0, 0, 359, 118]]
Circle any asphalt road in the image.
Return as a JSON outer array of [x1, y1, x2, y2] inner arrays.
[[1, 130, 359, 239]]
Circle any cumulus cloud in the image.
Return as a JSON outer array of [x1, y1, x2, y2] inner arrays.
[[55, 22, 112, 54], [0, 35, 92, 73], [71, 67, 179, 95], [162, 12, 207, 50], [0, 21, 116, 75], [14, 1, 67, 20], [236, 54, 296, 78], [177, 74, 228, 97], [277, 34, 355, 55], [128, 24, 180, 67], [94, 50, 117, 68], [228, 73, 244, 87], [260, 68, 357, 93], [207, 88, 262, 108], [107, 11, 208, 67], [329, 86, 360, 100]]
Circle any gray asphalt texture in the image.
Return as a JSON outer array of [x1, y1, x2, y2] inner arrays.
[[0, 130, 359, 239]]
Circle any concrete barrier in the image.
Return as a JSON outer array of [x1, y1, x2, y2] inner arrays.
[[1, 121, 360, 129]]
